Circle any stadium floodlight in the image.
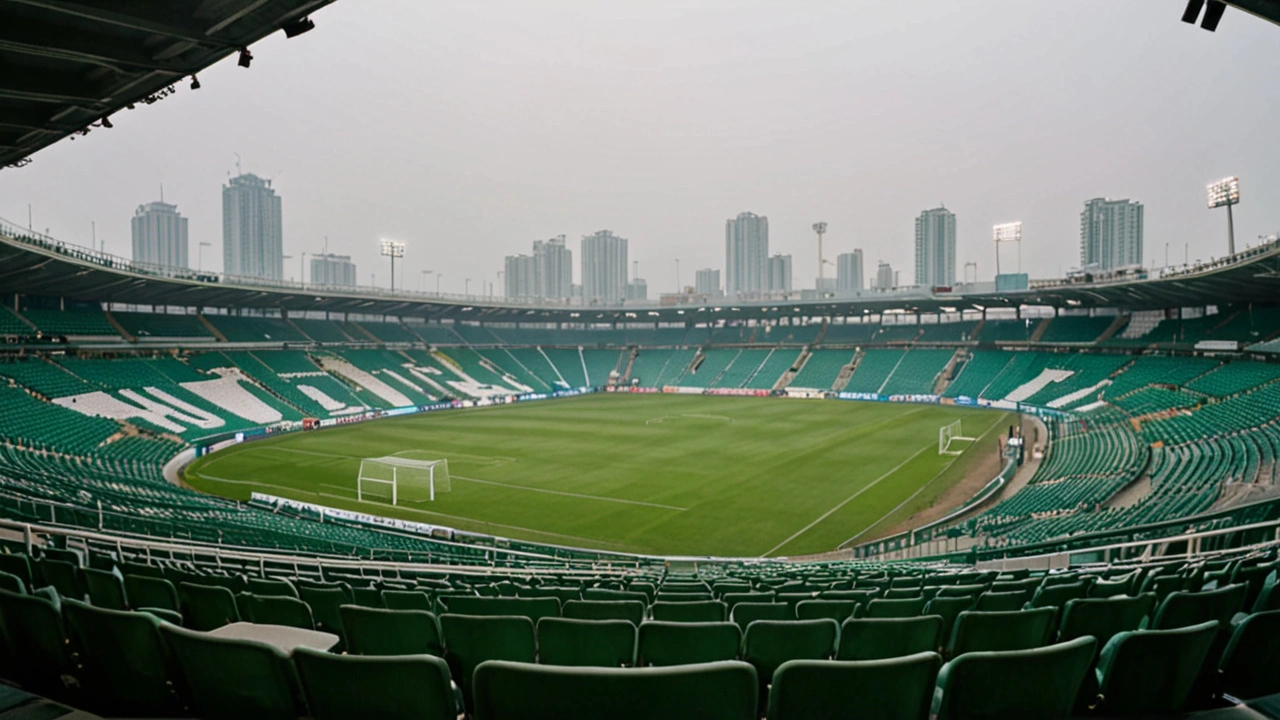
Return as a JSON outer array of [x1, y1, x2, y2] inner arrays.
[[1207, 177, 1241, 255], [282, 16, 315, 38], [812, 222, 828, 295], [380, 239, 405, 291], [992, 221, 1022, 276]]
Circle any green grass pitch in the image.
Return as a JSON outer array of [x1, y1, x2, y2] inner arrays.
[[184, 393, 1010, 557]]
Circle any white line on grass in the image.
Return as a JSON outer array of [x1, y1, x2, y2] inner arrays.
[[760, 443, 934, 558], [452, 475, 686, 511]]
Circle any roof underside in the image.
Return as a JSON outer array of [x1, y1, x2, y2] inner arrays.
[[0, 0, 335, 168], [3, 234, 1280, 323]]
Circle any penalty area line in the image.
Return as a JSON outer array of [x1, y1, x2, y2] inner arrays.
[[760, 443, 934, 558], [452, 475, 686, 511]]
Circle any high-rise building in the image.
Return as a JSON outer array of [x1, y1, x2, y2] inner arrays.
[[876, 261, 894, 290], [131, 201, 188, 268], [836, 250, 864, 292], [725, 212, 769, 296], [504, 254, 538, 298], [222, 173, 283, 280], [533, 235, 573, 299], [767, 254, 792, 293], [914, 207, 956, 288], [1080, 198, 1144, 270], [626, 279, 648, 300], [310, 253, 357, 287], [581, 230, 628, 302], [695, 268, 721, 297]]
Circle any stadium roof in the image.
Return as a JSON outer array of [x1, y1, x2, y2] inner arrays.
[[4, 229, 1280, 323], [0, 0, 335, 169]]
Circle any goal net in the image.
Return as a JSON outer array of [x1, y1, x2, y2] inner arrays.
[[357, 457, 451, 504], [938, 420, 976, 456]]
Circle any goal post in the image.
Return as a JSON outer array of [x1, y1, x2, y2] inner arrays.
[[357, 457, 451, 504], [938, 420, 976, 456]]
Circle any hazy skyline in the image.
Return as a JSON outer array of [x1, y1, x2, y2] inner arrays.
[[2, 0, 1278, 297]]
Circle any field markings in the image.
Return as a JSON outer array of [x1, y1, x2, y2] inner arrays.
[[760, 443, 934, 558], [452, 475, 686, 511], [645, 413, 734, 425], [837, 412, 1009, 548]]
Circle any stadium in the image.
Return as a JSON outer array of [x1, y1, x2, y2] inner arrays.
[[1, 1, 1279, 719]]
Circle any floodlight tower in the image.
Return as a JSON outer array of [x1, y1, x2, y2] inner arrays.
[[812, 222, 828, 292], [1207, 177, 1241, 255], [380, 239, 405, 291], [992, 222, 1023, 277]]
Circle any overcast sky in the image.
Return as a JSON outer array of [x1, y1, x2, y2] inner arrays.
[[2, 0, 1278, 296]]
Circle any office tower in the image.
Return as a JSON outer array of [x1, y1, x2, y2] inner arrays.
[[725, 212, 769, 296], [533, 235, 573, 299], [876, 261, 894, 289], [1080, 198, 1144, 270], [131, 201, 188, 268], [626, 279, 648, 300], [914, 206, 956, 288], [504, 254, 538, 298], [767, 254, 792, 293], [223, 173, 283, 280], [836, 250, 864, 292], [581, 230, 628, 302], [695, 268, 721, 297], [310, 253, 357, 286]]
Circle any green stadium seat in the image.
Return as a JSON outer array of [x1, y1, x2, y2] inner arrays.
[[0, 588, 74, 700], [741, 619, 839, 705], [766, 653, 941, 720], [298, 585, 348, 637], [537, 617, 636, 667], [866, 597, 927, 618], [82, 567, 127, 610], [179, 582, 241, 630], [0, 570, 25, 594], [1153, 584, 1247, 630], [637, 620, 742, 666], [341, 606, 443, 656], [932, 637, 1097, 720], [732, 602, 793, 629], [884, 587, 924, 600], [162, 623, 301, 720], [440, 614, 537, 713], [657, 591, 713, 602], [61, 599, 184, 716], [795, 599, 859, 622], [445, 596, 561, 622], [518, 586, 582, 604], [973, 590, 1028, 612], [36, 558, 82, 599], [248, 577, 299, 598], [124, 575, 179, 613], [922, 596, 974, 645], [1252, 574, 1280, 613], [1092, 620, 1219, 715], [1219, 610, 1280, 700], [352, 586, 385, 608], [1057, 594, 1156, 647], [837, 616, 944, 660], [242, 594, 314, 629], [938, 583, 988, 598], [0, 554, 33, 589], [1028, 581, 1089, 610], [472, 659, 758, 720], [583, 588, 649, 604], [294, 648, 457, 720], [1089, 577, 1136, 598], [947, 608, 1055, 657], [384, 589, 433, 610], [651, 599, 727, 622], [562, 599, 645, 625], [724, 591, 776, 610]]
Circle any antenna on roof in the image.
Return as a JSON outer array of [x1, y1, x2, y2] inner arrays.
[[160, 183, 164, 202], [233, 152, 242, 176]]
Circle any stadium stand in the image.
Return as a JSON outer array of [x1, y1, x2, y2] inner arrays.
[[789, 350, 855, 390]]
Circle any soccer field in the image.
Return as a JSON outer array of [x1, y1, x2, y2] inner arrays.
[[184, 394, 1010, 557]]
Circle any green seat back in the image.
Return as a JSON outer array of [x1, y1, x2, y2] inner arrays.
[[838, 616, 944, 661], [472, 659, 757, 720], [82, 568, 127, 611], [124, 575, 178, 612], [562, 599, 645, 625], [948, 608, 1055, 657], [938, 584, 987, 598], [795, 599, 858, 622], [973, 590, 1028, 612], [537, 617, 636, 667], [161, 623, 300, 720], [294, 648, 456, 720], [248, 578, 298, 598], [922, 597, 973, 645], [652, 600, 727, 622], [933, 636, 1096, 720], [298, 586, 348, 636], [723, 591, 776, 610], [1028, 581, 1088, 610], [440, 614, 536, 713], [767, 653, 940, 720], [445, 596, 560, 622], [1089, 577, 1134, 598], [0, 554, 32, 588], [742, 619, 838, 701], [178, 582, 240, 630], [637, 621, 741, 666], [732, 602, 792, 629], [1057, 594, 1156, 647], [244, 594, 314, 629], [0, 588, 72, 698], [1095, 620, 1218, 715], [884, 588, 924, 600], [0, 570, 26, 595], [518, 586, 582, 604], [351, 586, 384, 608], [384, 590, 433, 611], [1218, 610, 1280, 701], [61, 600, 183, 716], [583, 588, 649, 604], [1153, 584, 1247, 630], [866, 597, 926, 619], [340, 606, 442, 656], [37, 559, 82, 600]]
